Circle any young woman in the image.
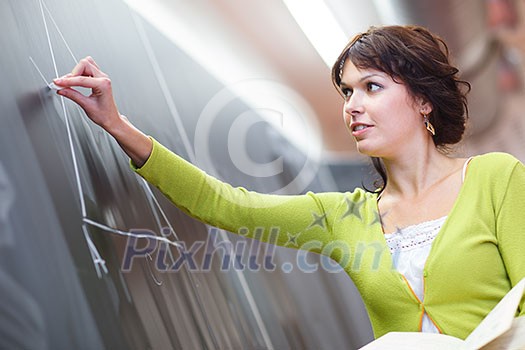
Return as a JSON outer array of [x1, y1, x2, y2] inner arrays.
[[54, 25, 525, 339]]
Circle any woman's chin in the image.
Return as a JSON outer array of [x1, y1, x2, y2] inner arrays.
[[355, 142, 380, 158]]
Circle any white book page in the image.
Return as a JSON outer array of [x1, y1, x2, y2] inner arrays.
[[359, 332, 464, 349], [480, 317, 525, 350], [463, 278, 525, 349]]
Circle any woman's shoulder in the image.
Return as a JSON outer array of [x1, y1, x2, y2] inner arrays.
[[467, 152, 524, 186], [471, 151, 522, 169]]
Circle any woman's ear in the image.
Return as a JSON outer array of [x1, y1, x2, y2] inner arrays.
[[417, 96, 433, 115]]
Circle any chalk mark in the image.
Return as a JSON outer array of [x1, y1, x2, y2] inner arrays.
[[146, 253, 163, 286], [29, 56, 54, 89], [130, 11, 195, 162], [39, 0, 59, 78], [83, 217, 183, 249], [34, 0, 204, 297], [38, 0, 106, 273], [82, 223, 107, 277], [41, 0, 78, 64]]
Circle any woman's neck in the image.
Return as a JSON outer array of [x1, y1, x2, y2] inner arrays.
[[381, 148, 458, 200]]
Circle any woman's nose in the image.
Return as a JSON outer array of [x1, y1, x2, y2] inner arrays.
[[343, 92, 364, 116]]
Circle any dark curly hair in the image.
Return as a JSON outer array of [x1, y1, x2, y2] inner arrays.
[[331, 25, 471, 191]]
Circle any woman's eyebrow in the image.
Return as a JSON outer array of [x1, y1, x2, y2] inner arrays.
[[340, 73, 383, 87]]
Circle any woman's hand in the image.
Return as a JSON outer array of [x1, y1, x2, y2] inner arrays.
[[54, 56, 121, 132], [55, 56, 153, 167]]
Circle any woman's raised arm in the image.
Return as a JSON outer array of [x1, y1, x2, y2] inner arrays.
[[54, 56, 361, 255]]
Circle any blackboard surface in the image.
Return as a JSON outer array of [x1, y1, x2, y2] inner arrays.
[[1, 0, 373, 348]]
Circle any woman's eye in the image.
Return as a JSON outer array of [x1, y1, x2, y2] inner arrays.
[[367, 82, 381, 92], [341, 88, 353, 99]]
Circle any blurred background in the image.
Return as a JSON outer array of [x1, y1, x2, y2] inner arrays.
[[127, 0, 525, 164], [2, 0, 524, 349]]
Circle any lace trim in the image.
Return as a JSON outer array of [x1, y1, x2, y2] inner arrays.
[[384, 216, 447, 253]]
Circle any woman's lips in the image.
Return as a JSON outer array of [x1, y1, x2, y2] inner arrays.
[[349, 123, 374, 137]]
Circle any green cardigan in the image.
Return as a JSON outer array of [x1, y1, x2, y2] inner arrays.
[[133, 138, 525, 339]]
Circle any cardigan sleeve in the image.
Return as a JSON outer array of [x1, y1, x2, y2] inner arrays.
[[131, 138, 351, 254], [495, 157, 525, 316]]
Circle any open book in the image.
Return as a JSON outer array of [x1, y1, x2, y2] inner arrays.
[[361, 277, 525, 350]]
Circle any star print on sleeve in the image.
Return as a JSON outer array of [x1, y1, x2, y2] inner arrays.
[[308, 211, 327, 230], [370, 209, 388, 227], [285, 232, 301, 247], [340, 197, 364, 221]]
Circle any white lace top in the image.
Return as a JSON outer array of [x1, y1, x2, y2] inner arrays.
[[384, 216, 446, 333], [382, 157, 473, 333]]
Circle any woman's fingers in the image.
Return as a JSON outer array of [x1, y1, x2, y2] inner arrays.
[[57, 87, 91, 110], [70, 59, 94, 77], [55, 56, 121, 130], [54, 57, 106, 89], [85, 56, 101, 70], [53, 75, 110, 90], [70, 57, 106, 78], [82, 57, 107, 77]]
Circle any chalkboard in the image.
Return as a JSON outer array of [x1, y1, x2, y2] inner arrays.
[[1, 0, 373, 348]]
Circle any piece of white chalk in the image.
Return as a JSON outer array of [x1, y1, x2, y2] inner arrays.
[[48, 82, 65, 90]]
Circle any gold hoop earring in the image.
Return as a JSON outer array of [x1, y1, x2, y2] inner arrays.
[[423, 114, 436, 136]]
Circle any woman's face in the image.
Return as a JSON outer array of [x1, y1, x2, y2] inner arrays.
[[340, 60, 429, 158]]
